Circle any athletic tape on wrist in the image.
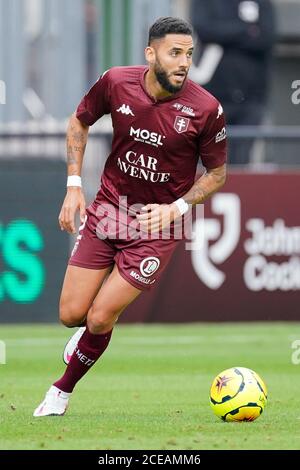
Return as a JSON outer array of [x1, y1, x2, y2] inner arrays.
[[67, 175, 82, 187], [174, 198, 189, 216]]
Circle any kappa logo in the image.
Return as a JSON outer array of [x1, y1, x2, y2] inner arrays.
[[174, 116, 190, 134], [215, 127, 226, 143], [117, 104, 134, 116], [140, 256, 160, 277]]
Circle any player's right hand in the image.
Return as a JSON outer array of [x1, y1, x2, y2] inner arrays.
[[58, 187, 86, 234]]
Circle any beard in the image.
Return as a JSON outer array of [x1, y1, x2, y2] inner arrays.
[[154, 59, 186, 94]]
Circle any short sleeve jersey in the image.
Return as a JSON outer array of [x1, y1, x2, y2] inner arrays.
[[76, 66, 227, 208]]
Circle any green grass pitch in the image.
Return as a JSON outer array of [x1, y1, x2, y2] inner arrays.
[[1, 323, 300, 450]]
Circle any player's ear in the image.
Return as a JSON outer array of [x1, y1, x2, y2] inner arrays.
[[145, 46, 155, 65]]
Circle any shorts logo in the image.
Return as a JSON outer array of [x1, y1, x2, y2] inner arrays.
[[140, 256, 160, 277], [174, 116, 190, 134]]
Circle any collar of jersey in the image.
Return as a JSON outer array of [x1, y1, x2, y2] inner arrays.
[[140, 67, 188, 104]]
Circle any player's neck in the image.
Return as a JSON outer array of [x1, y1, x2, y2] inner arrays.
[[144, 70, 173, 101]]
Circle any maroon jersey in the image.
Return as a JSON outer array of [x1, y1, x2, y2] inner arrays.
[[76, 66, 227, 209]]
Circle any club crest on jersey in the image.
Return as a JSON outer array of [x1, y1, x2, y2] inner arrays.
[[174, 116, 190, 134], [140, 256, 160, 277]]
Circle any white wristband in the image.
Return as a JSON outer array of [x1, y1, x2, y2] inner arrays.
[[67, 175, 82, 187], [174, 198, 189, 216]]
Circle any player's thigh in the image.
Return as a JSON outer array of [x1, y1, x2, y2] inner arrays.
[[59, 264, 113, 325], [87, 264, 142, 331]]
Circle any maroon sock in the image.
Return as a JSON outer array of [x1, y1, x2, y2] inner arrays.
[[54, 327, 113, 393]]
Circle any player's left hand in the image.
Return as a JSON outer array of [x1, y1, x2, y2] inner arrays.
[[136, 203, 181, 233]]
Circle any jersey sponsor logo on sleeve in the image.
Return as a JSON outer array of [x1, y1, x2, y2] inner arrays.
[[116, 104, 135, 116], [174, 116, 190, 134], [215, 127, 227, 143]]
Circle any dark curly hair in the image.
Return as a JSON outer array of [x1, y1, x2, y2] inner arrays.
[[148, 17, 193, 45]]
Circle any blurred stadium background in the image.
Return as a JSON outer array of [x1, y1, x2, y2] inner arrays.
[[1, 0, 300, 450]]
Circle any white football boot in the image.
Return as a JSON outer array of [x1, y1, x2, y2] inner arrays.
[[63, 326, 86, 365], [33, 385, 71, 417]]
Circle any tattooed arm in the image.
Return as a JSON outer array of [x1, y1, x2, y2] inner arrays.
[[66, 113, 89, 176], [181, 164, 226, 206], [58, 114, 89, 234]]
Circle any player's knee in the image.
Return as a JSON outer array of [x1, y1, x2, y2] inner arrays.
[[59, 300, 84, 328], [87, 308, 117, 334]]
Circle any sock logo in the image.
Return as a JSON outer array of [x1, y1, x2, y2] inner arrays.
[[75, 347, 95, 366]]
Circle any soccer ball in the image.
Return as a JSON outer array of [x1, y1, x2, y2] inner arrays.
[[210, 367, 267, 422]]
